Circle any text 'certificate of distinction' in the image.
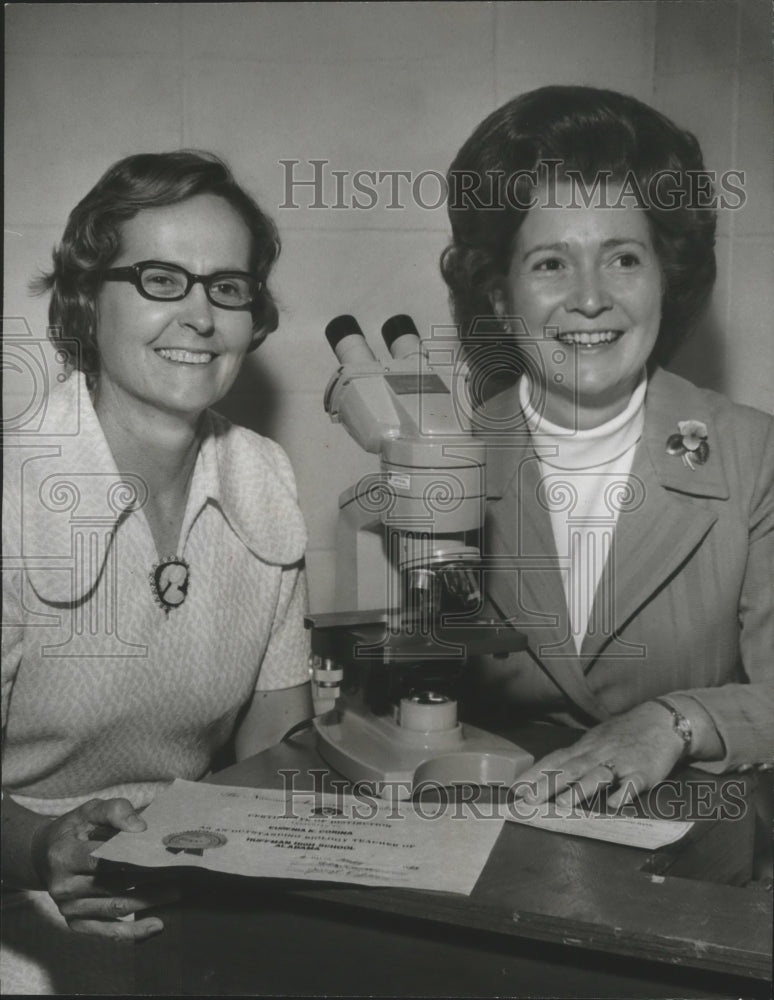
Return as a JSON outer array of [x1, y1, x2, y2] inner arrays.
[[92, 779, 505, 895]]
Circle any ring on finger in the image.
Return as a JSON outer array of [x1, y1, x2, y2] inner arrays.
[[109, 897, 131, 919], [599, 760, 618, 783]]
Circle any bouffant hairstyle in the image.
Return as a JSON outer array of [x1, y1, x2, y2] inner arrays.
[[440, 85, 717, 365], [34, 151, 281, 376]]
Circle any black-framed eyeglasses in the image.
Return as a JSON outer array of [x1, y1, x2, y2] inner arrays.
[[102, 260, 260, 310]]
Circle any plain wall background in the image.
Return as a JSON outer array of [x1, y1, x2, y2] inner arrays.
[[5, 0, 773, 613]]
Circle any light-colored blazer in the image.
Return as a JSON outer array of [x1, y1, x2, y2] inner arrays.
[[476, 367, 773, 772]]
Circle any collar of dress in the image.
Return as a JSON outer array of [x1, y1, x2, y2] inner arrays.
[[519, 370, 647, 471], [13, 372, 306, 604], [483, 366, 729, 502]]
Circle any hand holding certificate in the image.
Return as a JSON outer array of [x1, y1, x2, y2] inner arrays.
[[92, 779, 506, 895]]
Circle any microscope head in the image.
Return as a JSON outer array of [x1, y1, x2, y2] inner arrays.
[[324, 314, 485, 618]]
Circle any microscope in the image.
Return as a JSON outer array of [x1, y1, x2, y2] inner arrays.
[[306, 315, 533, 799]]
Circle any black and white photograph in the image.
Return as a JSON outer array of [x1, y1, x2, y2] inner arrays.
[[2, 1, 773, 996]]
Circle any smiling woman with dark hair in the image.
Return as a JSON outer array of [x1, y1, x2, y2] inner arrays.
[[442, 85, 717, 365], [2, 151, 312, 993], [441, 87, 773, 825]]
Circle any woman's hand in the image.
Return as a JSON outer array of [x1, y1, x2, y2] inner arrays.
[[514, 701, 686, 810], [32, 797, 173, 941]]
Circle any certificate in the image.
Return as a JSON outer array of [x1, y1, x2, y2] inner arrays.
[[93, 779, 505, 895], [505, 802, 694, 849]]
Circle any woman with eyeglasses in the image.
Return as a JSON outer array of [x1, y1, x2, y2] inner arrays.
[[1, 152, 312, 992]]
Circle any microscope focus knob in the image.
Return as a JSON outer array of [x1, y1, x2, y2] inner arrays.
[[398, 692, 458, 732]]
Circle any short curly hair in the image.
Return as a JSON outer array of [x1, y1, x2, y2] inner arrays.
[[33, 151, 281, 376], [440, 86, 717, 366]]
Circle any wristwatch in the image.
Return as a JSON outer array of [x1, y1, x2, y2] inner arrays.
[[653, 697, 693, 759]]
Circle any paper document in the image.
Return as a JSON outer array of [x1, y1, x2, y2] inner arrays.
[[93, 779, 504, 895], [505, 802, 693, 849]]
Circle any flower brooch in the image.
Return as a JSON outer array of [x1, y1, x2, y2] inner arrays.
[[666, 420, 709, 470]]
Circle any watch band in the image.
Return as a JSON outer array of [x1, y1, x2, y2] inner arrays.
[[653, 697, 693, 758]]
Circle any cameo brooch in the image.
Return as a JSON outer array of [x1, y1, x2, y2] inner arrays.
[[150, 557, 190, 613]]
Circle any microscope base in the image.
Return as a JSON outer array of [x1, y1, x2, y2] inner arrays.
[[314, 704, 534, 800]]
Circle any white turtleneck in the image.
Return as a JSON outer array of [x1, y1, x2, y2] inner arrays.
[[520, 374, 647, 654]]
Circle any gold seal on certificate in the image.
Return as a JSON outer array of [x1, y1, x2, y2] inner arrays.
[[163, 829, 227, 856]]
